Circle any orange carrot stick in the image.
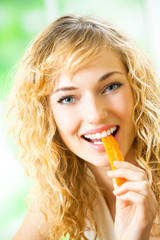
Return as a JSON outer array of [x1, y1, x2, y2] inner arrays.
[[102, 135, 127, 186]]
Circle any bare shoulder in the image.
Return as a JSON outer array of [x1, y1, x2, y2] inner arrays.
[[12, 203, 47, 240]]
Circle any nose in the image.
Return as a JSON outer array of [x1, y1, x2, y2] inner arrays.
[[83, 94, 107, 124]]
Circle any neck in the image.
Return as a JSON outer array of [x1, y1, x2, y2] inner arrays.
[[87, 162, 116, 220]]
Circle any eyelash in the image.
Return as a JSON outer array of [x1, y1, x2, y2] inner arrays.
[[57, 95, 76, 105], [103, 82, 123, 94], [57, 82, 123, 105]]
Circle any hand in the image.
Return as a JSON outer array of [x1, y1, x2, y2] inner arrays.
[[107, 161, 158, 240]]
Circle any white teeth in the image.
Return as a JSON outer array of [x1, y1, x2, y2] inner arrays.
[[95, 133, 101, 139], [84, 126, 117, 141], [111, 126, 116, 133], [102, 131, 107, 138], [107, 129, 111, 135], [94, 141, 103, 145]]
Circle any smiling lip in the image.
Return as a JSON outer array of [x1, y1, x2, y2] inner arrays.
[[82, 124, 118, 136], [81, 124, 119, 151]]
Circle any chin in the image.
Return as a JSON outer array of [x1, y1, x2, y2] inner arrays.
[[85, 158, 110, 168]]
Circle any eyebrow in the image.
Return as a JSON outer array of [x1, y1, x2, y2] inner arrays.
[[53, 71, 123, 93]]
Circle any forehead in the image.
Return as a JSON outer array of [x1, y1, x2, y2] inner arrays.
[[53, 49, 127, 89]]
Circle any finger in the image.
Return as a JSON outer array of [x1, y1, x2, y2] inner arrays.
[[113, 161, 145, 174], [116, 191, 157, 231], [113, 180, 150, 196], [117, 191, 148, 208], [107, 168, 148, 182], [114, 181, 158, 216]]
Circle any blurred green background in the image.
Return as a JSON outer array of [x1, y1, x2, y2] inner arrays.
[[0, 0, 159, 239]]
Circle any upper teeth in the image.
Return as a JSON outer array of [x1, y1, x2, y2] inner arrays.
[[84, 126, 117, 140]]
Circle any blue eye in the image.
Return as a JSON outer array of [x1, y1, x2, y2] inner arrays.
[[104, 82, 123, 93], [57, 96, 76, 105]]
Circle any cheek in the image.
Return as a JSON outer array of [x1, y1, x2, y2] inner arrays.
[[118, 86, 134, 118], [119, 88, 135, 140], [109, 89, 134, 120], [52, 108, 80, 136], [124, 89, 134, 119], [118, 97, 133, 119]]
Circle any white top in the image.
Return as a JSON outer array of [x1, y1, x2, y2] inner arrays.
[[84, 188, 116, 240]]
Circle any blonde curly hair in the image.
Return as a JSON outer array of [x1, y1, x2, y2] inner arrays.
[[7, 14, 160, 239]]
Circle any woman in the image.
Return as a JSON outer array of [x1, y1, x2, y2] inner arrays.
[[8, 15, 160, 240]]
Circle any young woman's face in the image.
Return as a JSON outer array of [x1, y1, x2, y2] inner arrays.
[[50, 49, 135, 167]]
